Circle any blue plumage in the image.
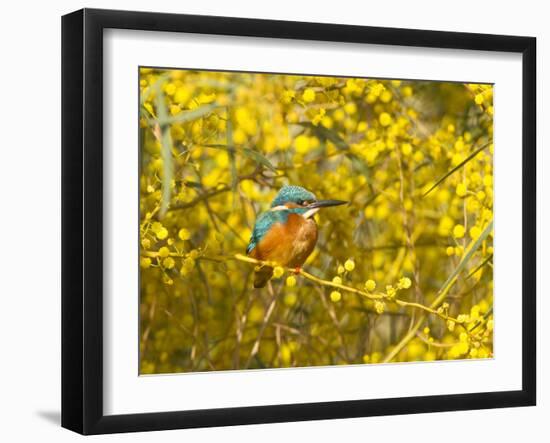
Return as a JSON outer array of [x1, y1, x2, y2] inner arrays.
[[270, 185, 316, 208], [246, 210, 288, 254], [247, 186, 315, 254]]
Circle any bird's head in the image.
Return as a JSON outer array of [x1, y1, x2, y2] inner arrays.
[[270, 185, 347, 219]]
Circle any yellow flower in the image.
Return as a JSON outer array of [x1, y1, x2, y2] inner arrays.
[[178, 228, 191, 241], [337, 265, 345, 275], [312, 108, 326, 126], [413, 150, 424, 163], [332, 276, 342, 285], [401, 143, 413, 156], [469, 226, 482, 240], [446, 246, 455, 256], [379, 112, 392, 127], [155, 227, 168, 240], [273, 266, 285, 279], [402, 86, 413, 97], [284, 292, 297, 307], [158, 246, 170, 258], [232, 128, 247, 144], [344, 259, 355, 272], [302, 88, 316, 103], [286, 275, 297, 287], [140, 257, 151, 268], [364, 279, 376, 292], [364, 205, 375, 219], [280, 344, 292, 365], [282, 90, 296, 103], [399, 277, 412, 289], [330, 291, 342, 302], [453, 224, 465, 238], [456, 183, 467, 197], [344, 102, 357, 114], [294, 134, 310, 153], [380, 90, 392, 103], [374, 301, 385, 314], [162, 257, 175, 269]]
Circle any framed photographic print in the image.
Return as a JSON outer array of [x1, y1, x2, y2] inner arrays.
[[61, 8, 536, 435]]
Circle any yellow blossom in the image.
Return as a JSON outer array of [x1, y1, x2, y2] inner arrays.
[[379, 112, 392, 127], [178, 228, 191, 241], [344, 259, 355, 272], [273, 266, 285, 279], [456, 183, 467, 197], [286, 276, 297, 287], [453, 224, 465, 238], [163, 257, 175, 269], [401, 143, 413, 156], [364, 280, 376, 291], [469, 226, 482, 240], [302, 88, 316, 103]]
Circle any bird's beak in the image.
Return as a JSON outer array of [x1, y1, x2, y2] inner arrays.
[[307, 199, 348, 209]]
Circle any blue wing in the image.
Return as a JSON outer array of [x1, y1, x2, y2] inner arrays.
[[246, 210, 288, 254]]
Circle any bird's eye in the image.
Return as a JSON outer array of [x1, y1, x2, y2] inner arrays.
[[297, 199, 304, 206]]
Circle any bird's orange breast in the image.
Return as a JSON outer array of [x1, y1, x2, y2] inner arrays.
[[250, 213, 318, 268]]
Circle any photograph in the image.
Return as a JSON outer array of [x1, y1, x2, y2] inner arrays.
[[138, 67, 494, 374]]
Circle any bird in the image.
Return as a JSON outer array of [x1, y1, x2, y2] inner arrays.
[[246, 185, 347, 288]]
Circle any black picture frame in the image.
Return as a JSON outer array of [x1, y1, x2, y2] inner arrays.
[[62, 8, 537, 435]]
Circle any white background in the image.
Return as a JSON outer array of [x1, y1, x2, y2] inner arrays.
[[0, 0, 546, 442]]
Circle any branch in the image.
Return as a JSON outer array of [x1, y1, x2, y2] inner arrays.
[[232, 254, 466, 326]]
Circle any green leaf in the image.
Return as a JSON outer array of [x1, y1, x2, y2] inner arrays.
[[240, 147, 277, 172], [466, 254, 493, 280], [296, 122, 349, 150], [154, 83, 174, 219], [432, 219, 493, 307], [159, 103, 218, 126], [226, 108, 238, 191], [423, 142, 491, 197]]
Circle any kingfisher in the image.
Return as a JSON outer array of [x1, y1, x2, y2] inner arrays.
[[246, 185, 347, 288]]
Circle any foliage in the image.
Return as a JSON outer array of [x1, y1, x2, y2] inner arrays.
[[138, 67, 494, 373]]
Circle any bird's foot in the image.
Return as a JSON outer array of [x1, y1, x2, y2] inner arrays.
[[293, 266, 302, 274]]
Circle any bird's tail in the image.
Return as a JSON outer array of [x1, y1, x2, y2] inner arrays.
[[253, 265, 273, 288]]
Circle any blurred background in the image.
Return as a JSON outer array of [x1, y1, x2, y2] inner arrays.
[[138, 68, 494, 374]]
